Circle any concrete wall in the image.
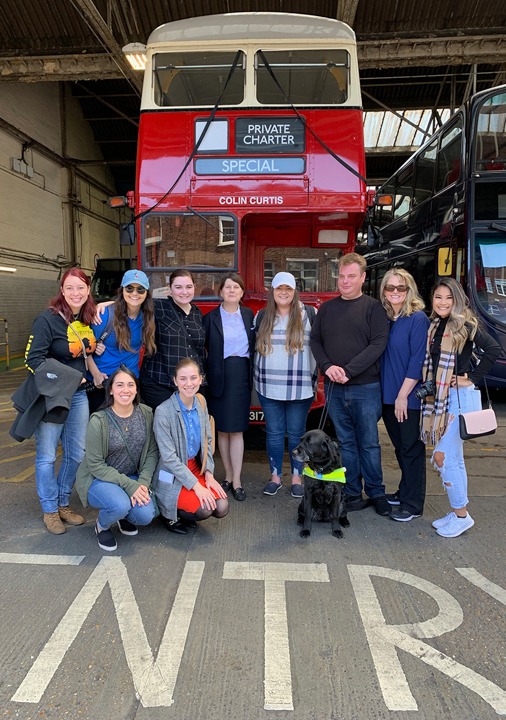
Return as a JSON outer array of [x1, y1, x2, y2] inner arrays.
[[0, 83, 129, 356]]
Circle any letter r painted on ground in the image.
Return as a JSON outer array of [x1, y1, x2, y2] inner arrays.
[[12, 558, 204, 707], [222, 562, 330, 711], [348, 565, 506, 715]]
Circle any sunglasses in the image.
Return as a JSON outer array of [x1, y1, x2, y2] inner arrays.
[[124, 285, 147, 294], [384, 284, 408, 292]]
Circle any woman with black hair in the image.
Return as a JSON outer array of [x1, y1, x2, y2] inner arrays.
[[76, 366, 158, 551]]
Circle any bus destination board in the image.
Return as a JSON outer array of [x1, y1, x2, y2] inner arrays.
[[194, 157, 305, 175], [235, 117, 305, 154]]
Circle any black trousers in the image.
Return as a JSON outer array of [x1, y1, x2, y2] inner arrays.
[[382, 404, 426, 515], [139, 373, 175, 410]]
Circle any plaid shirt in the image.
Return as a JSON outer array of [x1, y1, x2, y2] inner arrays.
[[142, 297, 206, 389]]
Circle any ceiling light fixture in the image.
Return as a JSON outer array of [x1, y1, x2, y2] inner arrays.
[[0, 266, 16, 272], [122, 43, 148, 71]]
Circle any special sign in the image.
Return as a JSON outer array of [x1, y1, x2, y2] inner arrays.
[[235, 117, 305, 154]]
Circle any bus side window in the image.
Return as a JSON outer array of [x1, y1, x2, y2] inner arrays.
[[435, 118, 463, 193], [393, 165, 414, 219], [377, 179, 395, 225], [413, 139, 437, 207]]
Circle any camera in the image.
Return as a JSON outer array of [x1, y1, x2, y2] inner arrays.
[[415, 379, 435, 400]]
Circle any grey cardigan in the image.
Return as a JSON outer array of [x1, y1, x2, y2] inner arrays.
[[153, 392, 214, 522]]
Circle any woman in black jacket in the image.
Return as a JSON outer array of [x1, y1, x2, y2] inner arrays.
[[203, 273, 255, 501]]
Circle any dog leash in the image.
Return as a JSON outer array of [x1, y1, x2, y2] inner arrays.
[[318, 380, 334, 431]]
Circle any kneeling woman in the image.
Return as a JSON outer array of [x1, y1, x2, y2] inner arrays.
[[153, 359, 228, 534], [76, 367, 158, 551]]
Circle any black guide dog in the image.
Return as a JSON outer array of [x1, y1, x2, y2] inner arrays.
[[292, 429, 349, 539]]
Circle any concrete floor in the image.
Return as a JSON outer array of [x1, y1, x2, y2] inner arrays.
[[0, 369, 505, 720]]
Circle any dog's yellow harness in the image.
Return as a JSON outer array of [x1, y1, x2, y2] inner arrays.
[[302, 466, 347, 483]]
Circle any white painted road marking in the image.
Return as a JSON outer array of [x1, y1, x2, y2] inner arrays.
[[12, 558, 204, 707], [348, 564, 506, 715], [0, 553, 84, 565], [223, 562, 330, 711], [456, 567, 506, 605]]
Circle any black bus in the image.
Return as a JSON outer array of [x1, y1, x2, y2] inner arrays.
[[360, 84, 506, 386]]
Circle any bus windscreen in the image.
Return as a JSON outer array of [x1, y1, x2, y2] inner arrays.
[[475, 91, 506, 171]]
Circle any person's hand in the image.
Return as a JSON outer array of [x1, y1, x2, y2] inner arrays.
[[450, 373, 474, 388], [394, 394, 408, 422], [95, 341, 106, 356], [192, 481, 217, 511], [92, 370, 108, 388], [205, 472, 227, 499], [93, 301, 113, 324], [131, 485, 150, 507], [325, 365, 348, 383]]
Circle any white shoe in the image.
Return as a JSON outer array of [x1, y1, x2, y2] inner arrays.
[[436, 513, 474, 538], [432, 512, 455, 529]]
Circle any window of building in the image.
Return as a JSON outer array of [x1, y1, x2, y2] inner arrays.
[[218, 216, 235, 246], [286, 258, 319, 292], [264, 261, 275, 288], [263, 247, 341, 292]]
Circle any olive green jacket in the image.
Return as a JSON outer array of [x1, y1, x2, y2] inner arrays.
[[76, 404, 159, 507]]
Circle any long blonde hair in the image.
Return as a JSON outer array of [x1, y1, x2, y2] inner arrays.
[[380, 268, 425, 320], [430, 277, 478, 352], [256, 287, 305, 356]]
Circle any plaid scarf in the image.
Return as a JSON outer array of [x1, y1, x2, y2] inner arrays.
[[420, 318, 455, 445]]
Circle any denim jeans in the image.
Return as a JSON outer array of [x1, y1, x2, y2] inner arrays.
[[88, 477, 155, 530], [325, 381, 385, 499], [258, 393, 314, 476], [34, 389, 89, 513], [433, 385, 482, 509]]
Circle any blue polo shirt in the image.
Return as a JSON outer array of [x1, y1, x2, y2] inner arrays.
[[90, 305, 144, 378], [381, 311, 430, 410]]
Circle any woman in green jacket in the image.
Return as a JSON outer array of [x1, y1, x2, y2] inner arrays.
[[76, 366, 158, 551]]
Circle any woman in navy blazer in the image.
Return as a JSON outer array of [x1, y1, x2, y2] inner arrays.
[[203, 273, 255, 501]]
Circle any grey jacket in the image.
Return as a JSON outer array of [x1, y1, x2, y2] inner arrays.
[[153, 393, 214, 522]]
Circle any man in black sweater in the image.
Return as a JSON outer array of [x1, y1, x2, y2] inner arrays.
[[310, 253, 391, 515]]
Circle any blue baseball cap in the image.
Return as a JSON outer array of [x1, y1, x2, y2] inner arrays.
[[121, 270, 150, 290]]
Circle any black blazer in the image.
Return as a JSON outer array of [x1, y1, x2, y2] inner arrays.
[[203, 305, 256, 398]]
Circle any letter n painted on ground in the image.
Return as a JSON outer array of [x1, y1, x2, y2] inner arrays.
[[348, 565, 506, 714], [12, 558, 204, 707], [223, 562, 329, 711]]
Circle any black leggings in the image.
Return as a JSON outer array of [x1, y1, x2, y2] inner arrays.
[[178, 499, 229, 523]]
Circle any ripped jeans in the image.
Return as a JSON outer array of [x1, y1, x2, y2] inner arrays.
[[432, 385, 482, 509]]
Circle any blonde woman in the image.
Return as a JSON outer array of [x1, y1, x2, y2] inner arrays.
[[420, 277, 500, 537], [380, 269, 430, 522], [254, 272, 318, 498]]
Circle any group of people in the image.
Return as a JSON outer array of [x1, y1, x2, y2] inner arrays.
[[17, 251, 501, 549]]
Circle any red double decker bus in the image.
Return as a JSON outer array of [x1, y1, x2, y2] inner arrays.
[[134, 12, 366, 420]]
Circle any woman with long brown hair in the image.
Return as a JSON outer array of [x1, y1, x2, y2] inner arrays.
[[254, 272, 318, 498], [88, 270, 156, 413]]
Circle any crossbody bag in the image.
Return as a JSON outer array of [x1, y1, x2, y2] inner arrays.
[[454, 356, 497, 440]]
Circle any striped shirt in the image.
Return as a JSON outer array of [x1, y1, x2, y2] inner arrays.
[[254, 304, 318, 401]]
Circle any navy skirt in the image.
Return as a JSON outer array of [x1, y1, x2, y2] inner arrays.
[[207, 356, 251, 433]]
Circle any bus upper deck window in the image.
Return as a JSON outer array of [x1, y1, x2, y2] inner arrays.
[[435, 119, 462, 193], [413, 140, 437, 207], [256, 50, 348, 105], [153, 51, 245, 107], [475, 91, 506, 171]]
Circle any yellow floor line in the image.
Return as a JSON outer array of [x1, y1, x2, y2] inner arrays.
[[0, 451, 36, 463], [0, 450, 61, 482]]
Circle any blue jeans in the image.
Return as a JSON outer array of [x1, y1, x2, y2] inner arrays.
[[88, 477, 155, 530], [433, 385, 482, 509], [325, 381, 385, 499], [258, 393, 314, 476], [34, 389, 89, 513]]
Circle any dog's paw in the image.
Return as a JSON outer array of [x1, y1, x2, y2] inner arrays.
[[339, 516, 350, 528], [332, 529, 344, 539], [299, 529, 311, 539]]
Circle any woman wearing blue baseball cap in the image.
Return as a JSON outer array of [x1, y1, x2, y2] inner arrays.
[[87, 270, 157, 413]]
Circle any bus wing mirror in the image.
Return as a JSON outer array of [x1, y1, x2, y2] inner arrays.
[[438, 247, 453, 276], [377, 194, 393, 206], [120, 223, 136, 246]]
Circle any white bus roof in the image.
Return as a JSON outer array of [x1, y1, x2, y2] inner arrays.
[[147, 13, 355, 46]]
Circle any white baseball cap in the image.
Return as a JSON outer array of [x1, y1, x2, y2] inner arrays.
[[271, 272, 296, 289]]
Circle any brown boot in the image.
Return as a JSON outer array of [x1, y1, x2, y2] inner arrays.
[[58, 506, 85, 525], [44, 512, 66, 534]]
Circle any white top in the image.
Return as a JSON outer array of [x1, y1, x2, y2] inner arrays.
[[220, 305, 250, 359]]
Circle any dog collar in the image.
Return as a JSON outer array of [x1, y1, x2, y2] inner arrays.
[[302, 466, 347, 483]]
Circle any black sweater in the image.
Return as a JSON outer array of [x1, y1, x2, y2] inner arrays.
[[25, 309, 96, 374], [310, 294, 389, 385]]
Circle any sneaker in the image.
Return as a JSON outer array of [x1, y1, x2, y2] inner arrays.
[[117, 518, 138, 536], [291, 484, 304, 498], [345, 494, 371, 511], [95, 523, 117, 551], [432, 512, 456, 529], [390, 508, 421, 522], [58, 506, 85, 525], [43, 512, 66, 535], [263, 480, 282, 496], [436, 513, 474, 538], [372, 495, 391, 516], [386, 493, 401, 506]]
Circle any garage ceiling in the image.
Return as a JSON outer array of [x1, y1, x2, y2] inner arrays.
[[1, 0, 505, 189]]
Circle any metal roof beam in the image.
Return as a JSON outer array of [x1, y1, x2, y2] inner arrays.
[[338, 0, 360, 27], [75, 82, 139, 127], [0, 54, 122, 82]]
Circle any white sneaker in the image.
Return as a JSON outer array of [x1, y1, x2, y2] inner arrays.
[[432, 512, 455, 529], [436, 513, 474, 538]]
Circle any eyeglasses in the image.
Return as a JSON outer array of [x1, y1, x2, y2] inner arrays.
[[124, 285, 147, 294], [384, 284, 408, 293]]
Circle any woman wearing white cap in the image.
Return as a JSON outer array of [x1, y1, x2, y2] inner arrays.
[[254, 272, 318, 497], [88, 270, 156, 413]]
